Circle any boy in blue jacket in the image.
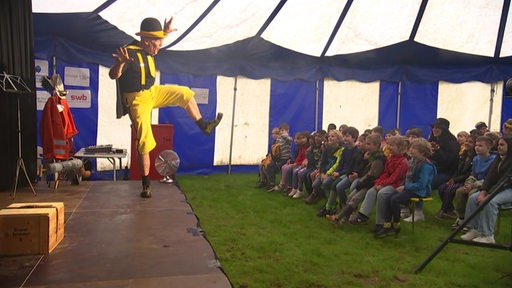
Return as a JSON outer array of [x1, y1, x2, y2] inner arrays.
[[375, 138, 437, 238]]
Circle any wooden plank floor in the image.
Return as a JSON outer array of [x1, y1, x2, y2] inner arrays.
[[0, 179, 232, 288]]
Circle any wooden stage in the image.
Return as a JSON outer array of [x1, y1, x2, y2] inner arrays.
[[0, 179, 232, 288]]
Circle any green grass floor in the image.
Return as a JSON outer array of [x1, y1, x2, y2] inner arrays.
[[179, 173, 512, 288]]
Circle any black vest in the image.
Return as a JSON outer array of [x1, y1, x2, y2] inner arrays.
[[118, 45, 156, 93]]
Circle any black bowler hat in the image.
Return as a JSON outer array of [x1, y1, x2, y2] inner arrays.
[[475, 121, 487, 129], [136, 17, 167, 39], [432, 118, 450, 130]]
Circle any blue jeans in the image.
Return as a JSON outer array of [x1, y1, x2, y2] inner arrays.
[[383, 190, 419, 223], [465, 188, 512, 236], [312, 175, 332, 198], [335, 176, 352, 206]]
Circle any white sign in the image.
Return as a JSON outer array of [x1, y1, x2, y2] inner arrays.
[[36, 90, 51, 110], [64, 67, 90, 87], [191, 88, 209, 104], [66, 89, 91, 108], [34, 59, 49, 88]]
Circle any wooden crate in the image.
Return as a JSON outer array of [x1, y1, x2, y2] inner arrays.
[[0, 202, 64, 255]]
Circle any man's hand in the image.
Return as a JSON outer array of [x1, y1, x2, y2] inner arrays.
[[112, 47, 133, 64], [476, 190, 488, 205], [109, 46, 133, 79], [164, 16, 177, 35]]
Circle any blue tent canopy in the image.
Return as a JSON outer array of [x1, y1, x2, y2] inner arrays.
[[31, 0, 512, 176], [33, 0, 512, 83]]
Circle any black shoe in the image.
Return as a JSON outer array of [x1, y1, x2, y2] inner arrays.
[[304, 192, 319, 204], [349, 213, 368, 225], [254, 182, 267, 188], [316, 207, 329, 217], [371, 224, 383, 233], [203, 113, 223, 135], [375, 225, 399, 238], [317, 207, 336, 217], [140, 186, 151, 198]]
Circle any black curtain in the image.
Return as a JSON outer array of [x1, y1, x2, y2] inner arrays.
[[0, 0, 36, 191]]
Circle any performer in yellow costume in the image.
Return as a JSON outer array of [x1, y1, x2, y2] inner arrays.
[[109, 17, 222, 198]]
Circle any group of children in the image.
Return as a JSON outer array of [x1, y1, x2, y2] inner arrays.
[[255, 118, 512, 242]]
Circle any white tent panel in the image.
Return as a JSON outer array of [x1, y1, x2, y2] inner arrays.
[[416, 0, 502, 57], [437, 81, 503, 134], [262, 0, 347, 57], [323, 79, 379, 131], [32, 0, 104, 13], [171, 0, 278, 51], [214, 76, 271, 166], [500, 6, 512, 57], [99, 0, 214, 48], [327, 0, 420, 56], [96, 65, 132, 170]]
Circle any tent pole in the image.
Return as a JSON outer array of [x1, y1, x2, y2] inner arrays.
[[52, 56, 56, 75], [488, 82, 495, 130], [315, 79, 319, 131], [227, 76, 238, 175], [396, 81, 402, 130]]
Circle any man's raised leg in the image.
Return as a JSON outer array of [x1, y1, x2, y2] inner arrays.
[[184, 98, 223, 135]]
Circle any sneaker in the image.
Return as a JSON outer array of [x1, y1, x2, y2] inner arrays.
[[292, 190, 306, 199], [374, 225, 397, 238], [281, 187, 292, 196], [349, 213, 368, 225], [436, 210, 457, 219], [288, 189, 297, 197], [140, 186, 151, 198], [203, 113, 223, 135], [403, 210, 425, 222], [443, 210, 458, 219], [255, 181, 267, 188], [159, 175, 174, 183], [326, 214, 345, 226], [400, 207, 410, 218], [316, 207, 336, 217], [372, 224, 383, 233], [472, 235, 495, 244], [461, 229, 482, 241], [266, 185, 279, 192], [304, 192, 319, 204], [451, 218, 463, 230]]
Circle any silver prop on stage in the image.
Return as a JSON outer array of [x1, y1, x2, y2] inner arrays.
[[44, 159, 83, 174]]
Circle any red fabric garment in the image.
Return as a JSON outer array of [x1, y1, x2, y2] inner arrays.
[[374, 153, 408, 188], [294, 144, 308, 165], [40, 94, 79, 160]]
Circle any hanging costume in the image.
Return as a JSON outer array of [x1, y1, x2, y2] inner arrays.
[[40, 94, 78, 160]]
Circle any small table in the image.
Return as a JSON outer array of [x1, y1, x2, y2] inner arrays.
[[74, 148, 127, 181]]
